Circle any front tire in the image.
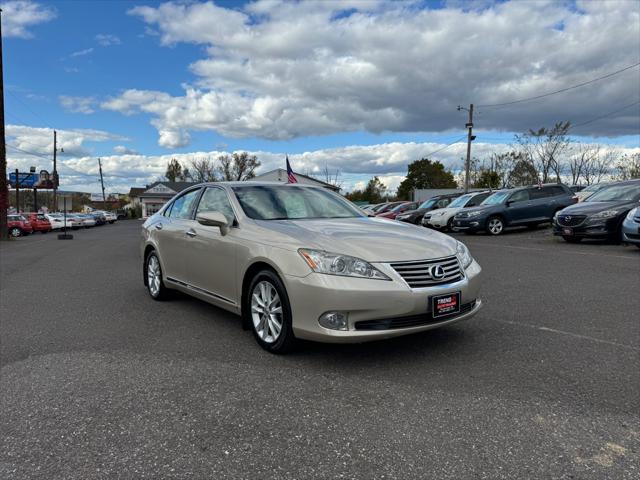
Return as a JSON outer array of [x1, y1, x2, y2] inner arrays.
[[9, 227, 22, 237], [486, 216, 504, 236], [245, 270, 296, 354], [145, 251, 170, 300]]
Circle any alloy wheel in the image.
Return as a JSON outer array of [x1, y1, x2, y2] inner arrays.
[[9, 228, 21, 238], [147, 255, 161, 297], [251, 281, 283, 344], [488, 218, 503, 235]]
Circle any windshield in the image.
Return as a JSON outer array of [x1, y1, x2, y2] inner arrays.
[[418, 198, 438, 209], [232, 185, 364, 220], [390, 203, 410, 213], [586, 184, 640, 202], [448, 194, 473, 208], [481, 191, 510, 206]]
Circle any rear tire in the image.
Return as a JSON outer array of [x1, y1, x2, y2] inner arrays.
[[9, 227, 22, 237], [562, 236, 582, 243], [446, 218, 454, 231], [245, 270, 296, 354], [485, 216, 504, 236], [145, 251, 170, 300]]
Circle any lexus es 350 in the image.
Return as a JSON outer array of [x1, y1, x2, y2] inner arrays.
[[141, 183, 483, 353]]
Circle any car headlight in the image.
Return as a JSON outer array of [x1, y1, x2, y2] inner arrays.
[[298, 249, 390, 280], [456, 241, 473, 269], [626, 208, 638, 220], [589, 209, 620, 220], [396, 214, 410, 220], [434, 211, 445, 217], [466, 210, 483, 218]]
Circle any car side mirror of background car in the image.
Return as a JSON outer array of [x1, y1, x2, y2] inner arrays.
[[196, 211, 229, 235], [505, 200, 513, 207]]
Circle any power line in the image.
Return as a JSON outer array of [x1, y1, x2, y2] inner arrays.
[[5, 89, 49, 125], [569, 99, 640, 131], [478, 62, 640, 108], [423, 135, 467, 158]]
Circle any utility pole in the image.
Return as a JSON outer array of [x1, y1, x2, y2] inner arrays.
[[14, 169, 19, 213], [52, 130, 58, 211], [0, 8, 9, 240], [98, 158, 106, 205], [457, 103, 475, 193]]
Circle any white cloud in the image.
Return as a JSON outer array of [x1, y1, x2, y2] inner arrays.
[[59, 95, 97, 114], [95, 33, 121, 46], [0, 0, 55, 38], [6, 124, 128, 159], [107, 0, 640, 147], [70, 47, 94, 57], [113, 145, 138, 155]]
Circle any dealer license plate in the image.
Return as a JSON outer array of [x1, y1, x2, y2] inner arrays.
[[562, 227, 573, 236], [431, 292, 461, 318]]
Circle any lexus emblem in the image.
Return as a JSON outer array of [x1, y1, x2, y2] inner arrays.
[[430, 265, 445, 280], [564, 216, 571, 222]]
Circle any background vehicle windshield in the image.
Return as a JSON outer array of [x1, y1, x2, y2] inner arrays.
[[448, 194, 472, 208], [390, 202, 409, 213], [418, 198, 438, 209], [586, 184, 640, 202], [233, 186, 364, 220], [481, 191, 510, 205], [583, 183, 603, 192]]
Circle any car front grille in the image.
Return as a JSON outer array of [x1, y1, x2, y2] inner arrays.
[[557, 214, 586, 227], [354, 300, 477, 330], [389, 255, 463, 288]]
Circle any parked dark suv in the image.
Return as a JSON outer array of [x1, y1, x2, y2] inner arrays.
[[453, 184, 576, 235], [553, 179, 640, 243], [395, 193, 461, 224]]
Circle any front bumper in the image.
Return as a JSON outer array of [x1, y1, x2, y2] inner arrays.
[[284, 260, 482, 343], [428, 215, 449, 228], [552, 217, 618, 239], [622, 218, 640, 245], [451, 217, 484, 232]]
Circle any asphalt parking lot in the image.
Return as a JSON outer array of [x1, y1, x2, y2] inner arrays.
[[1, 221, 638, 479]]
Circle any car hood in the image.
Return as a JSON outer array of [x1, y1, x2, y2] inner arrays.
[[254, 217, 459, 262], [456, 205, 495, 216], [559, 201, 638, 215]]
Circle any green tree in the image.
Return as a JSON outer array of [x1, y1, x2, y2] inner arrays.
[[474, 170, 500, 189], [396, 158, 457, 200], [165, 158, 183, 182], [345, 176, 387, 203], [508, 159, 539, 186], [217, 152, 261, 181]]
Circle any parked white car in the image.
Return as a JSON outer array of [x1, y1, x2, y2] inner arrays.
[[45, 213, 75, 230], [104, 211, 117, 223], [424, 191, 492, 230]]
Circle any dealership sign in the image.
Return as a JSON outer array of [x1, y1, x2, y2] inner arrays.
[[9, 170, 56, 189]]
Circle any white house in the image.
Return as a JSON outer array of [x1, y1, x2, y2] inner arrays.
[[139, 181, 195, 217]]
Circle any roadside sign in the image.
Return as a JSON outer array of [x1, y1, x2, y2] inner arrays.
[[9, 172, 38, 188]]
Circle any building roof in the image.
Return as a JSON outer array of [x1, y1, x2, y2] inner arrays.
[[128, 187, 146, 197], [140, 181, 197, 198]]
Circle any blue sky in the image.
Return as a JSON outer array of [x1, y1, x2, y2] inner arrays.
[[2, 0, 639, 193]]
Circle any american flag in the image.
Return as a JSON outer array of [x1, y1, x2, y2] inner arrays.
[[286, 155, 298, 183]]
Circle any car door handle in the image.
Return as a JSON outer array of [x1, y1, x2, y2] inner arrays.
[[154, 223, 163, 230], [185, 229, 197, 237]]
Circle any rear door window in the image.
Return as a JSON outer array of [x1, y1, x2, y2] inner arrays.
[[509, 190, 530, 203], [530, 188, 551, 200]]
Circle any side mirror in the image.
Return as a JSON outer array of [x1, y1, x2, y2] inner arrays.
[[196, 211, 229, 235], [505, 200, 513, 207]]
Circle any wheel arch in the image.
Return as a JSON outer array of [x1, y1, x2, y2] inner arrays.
[[240, 260, 285, 328]]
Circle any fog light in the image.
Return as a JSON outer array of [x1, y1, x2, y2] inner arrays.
[[470, 222, 479, 226], [319, 312, 348, 331]]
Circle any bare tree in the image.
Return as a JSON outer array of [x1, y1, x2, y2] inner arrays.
[[190, 157, 217, 182], [568, 143, 600, 185], [516, 121, 571, 183], [614, 152, 640, 180], [216, 152, 260, 181], [310, 164, 343, 190]]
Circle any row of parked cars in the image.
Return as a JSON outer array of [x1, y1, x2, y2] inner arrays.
[[361, 179, 640, 247], [6, 211, 118, 237]]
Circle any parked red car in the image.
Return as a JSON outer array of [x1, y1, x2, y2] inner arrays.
[[376, 201, 420, 220], [26, 213, 52, 233], [7, 214, 33, 237]]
